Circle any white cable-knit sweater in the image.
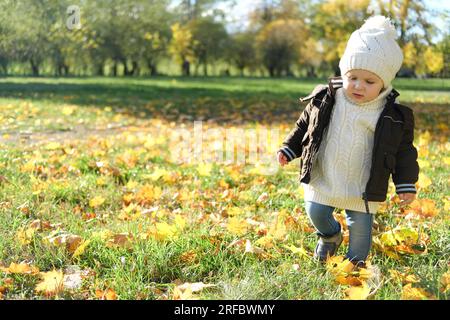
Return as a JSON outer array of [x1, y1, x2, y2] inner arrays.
[[302, 86, 393, 214]]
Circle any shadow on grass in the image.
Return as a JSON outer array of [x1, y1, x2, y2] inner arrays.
[[0, 76, 448, 126], [0, 78, 312, 124]]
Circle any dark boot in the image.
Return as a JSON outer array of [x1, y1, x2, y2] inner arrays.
[[314, 231, 343, 262]]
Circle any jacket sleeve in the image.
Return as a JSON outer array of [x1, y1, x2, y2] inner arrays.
[[392, 108, 419, 194], [277, 102, 312, 163]]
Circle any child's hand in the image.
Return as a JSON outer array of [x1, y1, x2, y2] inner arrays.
[[398, 193, 416, 207], [277, 151, 288, 167]]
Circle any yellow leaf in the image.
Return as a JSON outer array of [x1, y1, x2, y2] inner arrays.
[[149, 167, 170, 181], [227, 217, 248, 236], [417, 159, 430, 168], [197, 163, 213, 176], [72, 240, 91, 258], [148, 222, 178, 241], [345, 282, 370, 300], [125, 180, 138, 189], [255, 235, 274, 249], [135, 185, 162, 205], [0, 262, 39, 275], [440, 271, 450, 293], [92, 229, 114, 241], [401, 283, 436, 300], [96, 177, 107, 186], [336, 275, 363, 286], [417, 174, 432, 190], [325, 256, 355, 277], [17, 226, 37, 245], [226, 207, 243, 216], [62, 106, 75, 116], [443, 198, 450, 212], [283, 244, 309, 259], [418, 131, 431, 146], [89, 196, 105, 208], [174, 215, 186, 230], [35, 270, 64, 296], [45, 142, 61, 150], [389, 269, 420, 284]]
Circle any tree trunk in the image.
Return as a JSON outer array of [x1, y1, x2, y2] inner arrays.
[[147, 59, 158, 76], [130, 60, 139, 75], [1, 62, 7, 75], [112, 62, 117, 76], [306, 65, 316, 78], [30, 59, 39, 76], [122, 59, 130, 76], [96, 63, 104, 76], [203, 62, 208, 76], [182, 59, 190, 76]]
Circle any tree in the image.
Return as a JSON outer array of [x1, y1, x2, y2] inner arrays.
[[312, 0, 371, 76], [423, 46, 444, 76], [226, 32, 257, 77], [256, 19, 308, 77], [189, 17, 229, 76], [169, 23, 196, 76]]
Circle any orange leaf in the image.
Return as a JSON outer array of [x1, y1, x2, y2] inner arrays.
[[95, 288, 117, 300]]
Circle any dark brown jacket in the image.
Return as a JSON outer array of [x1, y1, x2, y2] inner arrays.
[[278, 76, 419, 214]]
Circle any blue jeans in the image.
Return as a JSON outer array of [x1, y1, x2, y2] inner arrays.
[[305, 201, 374, 263]]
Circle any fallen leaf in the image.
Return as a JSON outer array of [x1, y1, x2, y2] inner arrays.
[[106, 233, 133, 248], [389, 269, 420, 284], [226, 217, 248, 236], [89, 196, 106, 208], [72, 240, 91, 258], [175, 282, 216, 293], [0, 262, 39, 275], [256, 192, 269, 203], [440, 271, 450, 293], [35, 270, 65, 296], [46, 233, 83, 253], [345, 282, 370, 300], [95, 288, 117, 300], [401, 283, 436, 300]]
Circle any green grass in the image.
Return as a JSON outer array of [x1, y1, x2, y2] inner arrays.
[[0, 76, 449, 300]]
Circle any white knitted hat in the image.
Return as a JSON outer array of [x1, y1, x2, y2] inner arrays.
[[339, 16, 403, 88]]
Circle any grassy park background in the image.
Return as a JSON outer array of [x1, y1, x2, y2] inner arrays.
[[0, 75, 449, 300]]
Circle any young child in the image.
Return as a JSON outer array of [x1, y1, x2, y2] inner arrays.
[[277, 16, 419, 267]]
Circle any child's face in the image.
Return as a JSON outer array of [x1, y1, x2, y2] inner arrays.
[[343, 69, 384, 103]]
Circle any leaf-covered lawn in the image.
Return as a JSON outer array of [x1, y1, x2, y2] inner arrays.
[[0, 77, 449, 300]]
